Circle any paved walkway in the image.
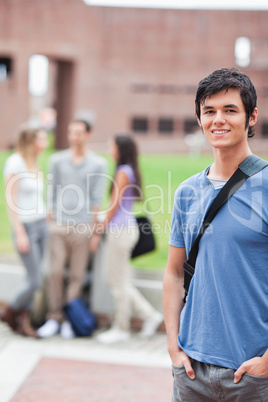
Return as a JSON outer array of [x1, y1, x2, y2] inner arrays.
[[0, 322, 172, 402], [0, 253, 172, 401]]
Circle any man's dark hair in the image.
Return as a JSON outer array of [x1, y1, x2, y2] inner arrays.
[[195, 68, 257, 138], [72, 119, 91, 132]]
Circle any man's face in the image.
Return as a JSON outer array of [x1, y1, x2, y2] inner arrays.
[[67, 122, 89, 148], [197, 88, 257, 151]]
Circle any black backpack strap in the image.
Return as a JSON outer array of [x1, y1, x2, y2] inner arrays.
[[239, 154, 268, 176], [183, 155, 268, 301]]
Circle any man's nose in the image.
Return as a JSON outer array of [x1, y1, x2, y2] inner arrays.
[[213, 111, 226, 125]]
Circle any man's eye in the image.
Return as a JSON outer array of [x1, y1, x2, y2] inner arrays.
[[227, 109, 236, 113]]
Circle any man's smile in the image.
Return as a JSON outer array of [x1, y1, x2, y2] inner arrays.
[[211, 129, 230, 135]]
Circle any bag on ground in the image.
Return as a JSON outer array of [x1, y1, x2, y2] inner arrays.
[[63, 298, 96, 336]]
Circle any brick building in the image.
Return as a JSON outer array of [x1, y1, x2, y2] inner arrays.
[[1, 0, 268, 153]]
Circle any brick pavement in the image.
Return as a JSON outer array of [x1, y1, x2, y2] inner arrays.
[[0, 321, 172, 402], [0, 253, 172, 401], [10, 357, 172, 402]]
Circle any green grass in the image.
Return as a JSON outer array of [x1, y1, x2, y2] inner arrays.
[[0, 151, 13, 253], [133, 154, 214, 270], [0, 149, 214, 270]]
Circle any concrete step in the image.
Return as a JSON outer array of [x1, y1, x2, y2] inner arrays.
[[0, 248, 164, 318]]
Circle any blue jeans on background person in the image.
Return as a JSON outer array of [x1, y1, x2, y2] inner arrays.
[[12, 218, 47, 311]]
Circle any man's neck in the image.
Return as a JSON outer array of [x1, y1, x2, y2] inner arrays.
[[208, 146, 252, 180], [70, 146, 88, 165]]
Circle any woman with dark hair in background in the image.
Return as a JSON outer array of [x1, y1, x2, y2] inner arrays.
[[1, 126, 48, 337], [96, 134, 163, 344]]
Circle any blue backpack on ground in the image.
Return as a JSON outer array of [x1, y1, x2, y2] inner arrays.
[[63, 298, 97, 336]]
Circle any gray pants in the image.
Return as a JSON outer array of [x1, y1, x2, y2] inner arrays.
[[12, 219, 47, 311], [172, 359, 268, 402]]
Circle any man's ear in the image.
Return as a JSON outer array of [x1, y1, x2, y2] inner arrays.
[[196, 114, 202, 127], [249, 108, 258, 126]]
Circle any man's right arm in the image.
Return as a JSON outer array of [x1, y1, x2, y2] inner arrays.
[[163, 245, 195, 380], [47, 156, 57, 221]]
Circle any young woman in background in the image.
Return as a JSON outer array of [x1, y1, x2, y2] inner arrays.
[[96, 135, 163, 344], [1, 126, 48, 337]]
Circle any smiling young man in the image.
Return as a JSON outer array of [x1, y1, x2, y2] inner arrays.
[[163, 68, 268, 401]]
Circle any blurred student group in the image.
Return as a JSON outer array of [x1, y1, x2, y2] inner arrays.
[[0, 120, 163, 345]]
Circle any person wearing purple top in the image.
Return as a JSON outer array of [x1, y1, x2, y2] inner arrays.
[[96, 135, 163, 344]]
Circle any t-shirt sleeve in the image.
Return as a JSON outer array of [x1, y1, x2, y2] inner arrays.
[[117, 165, 135, 184], [3, 154, 25, 178], [169, 187, 185, 248]]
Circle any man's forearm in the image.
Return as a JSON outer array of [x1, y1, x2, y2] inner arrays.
[[163, 269, 185, 358]]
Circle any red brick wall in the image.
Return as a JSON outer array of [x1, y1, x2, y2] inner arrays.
[[0, 1, 268, 150]]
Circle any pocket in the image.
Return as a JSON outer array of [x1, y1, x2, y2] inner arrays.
[[48, 220, 56, 233], [243, 373, 268, 384], [49, 221, 64, 235], [172, 364, 186, 375]]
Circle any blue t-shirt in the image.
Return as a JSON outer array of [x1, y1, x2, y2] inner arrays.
[[169, 165, 268, 370]]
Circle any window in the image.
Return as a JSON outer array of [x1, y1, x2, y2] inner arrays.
[[261, 121, 268, 138], [158, 118, 174, 134], [235, 37, 251, 68], [132, 117, 148, 133], [184, 118, 199, 134], [0, 57, 13, 82], [28, 55, 49, 96]]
